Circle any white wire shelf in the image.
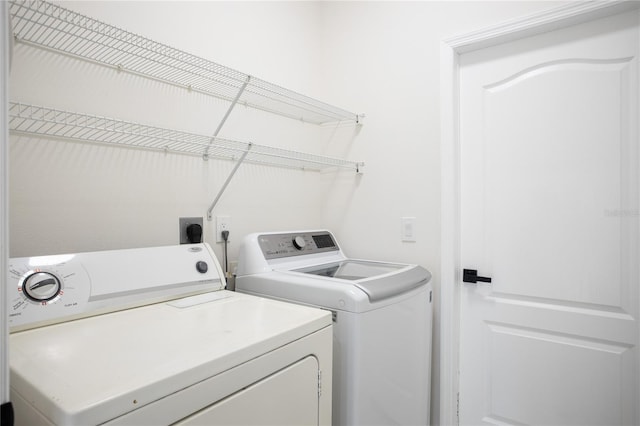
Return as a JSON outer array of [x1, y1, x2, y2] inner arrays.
[[9, 102, 365, 173], [9, 0, 362, 126]]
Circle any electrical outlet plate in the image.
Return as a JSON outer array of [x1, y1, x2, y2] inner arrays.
[[216, 216, 231, 243], [179, 217, 203, 244]]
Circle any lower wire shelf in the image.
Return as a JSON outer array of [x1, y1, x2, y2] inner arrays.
[[8, 102, 364, 173]]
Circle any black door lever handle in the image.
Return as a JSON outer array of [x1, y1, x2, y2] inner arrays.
[[463, 269, 492, 284]]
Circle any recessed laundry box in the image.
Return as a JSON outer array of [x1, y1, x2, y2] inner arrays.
[[235, 230, 433, 426]]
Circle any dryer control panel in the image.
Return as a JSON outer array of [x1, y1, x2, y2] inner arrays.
[[7, 244, 224, 331], [259, 232, 339, 259]]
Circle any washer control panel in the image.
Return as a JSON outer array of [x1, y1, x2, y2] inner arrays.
[[258, 232, 339, 260], [8, 244, 224, 331]]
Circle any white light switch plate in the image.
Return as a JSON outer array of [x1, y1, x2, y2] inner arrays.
[[401, 217, 416, 242]]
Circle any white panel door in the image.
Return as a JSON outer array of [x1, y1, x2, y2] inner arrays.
[[459, 9, 639, 425]]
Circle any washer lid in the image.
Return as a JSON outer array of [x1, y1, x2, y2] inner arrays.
[[294, 260, 432, 302], [294, 260, 404, 280]]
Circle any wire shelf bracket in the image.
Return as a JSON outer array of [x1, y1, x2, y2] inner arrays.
[[206, 143, 253, 221], [205, 75, 251, 160]]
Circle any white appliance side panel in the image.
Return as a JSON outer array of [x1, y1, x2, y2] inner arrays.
[[333, 285, 432, 426], [10, 292, 331, 426], [176, 356, 319, 426]]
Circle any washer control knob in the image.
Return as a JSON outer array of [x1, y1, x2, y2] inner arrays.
[[23, 272, 61, 302], [292, 236, 306, 250], [196, 261, 208, 273]]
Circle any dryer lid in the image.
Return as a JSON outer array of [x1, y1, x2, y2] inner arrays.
[[10, 292, 331, 425]]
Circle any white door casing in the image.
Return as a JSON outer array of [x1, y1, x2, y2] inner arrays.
[[440, 2, 640, 425]]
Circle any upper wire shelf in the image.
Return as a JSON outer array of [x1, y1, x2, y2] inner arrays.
[[9, 0, 362, 125], [8, 102, 364, 173]]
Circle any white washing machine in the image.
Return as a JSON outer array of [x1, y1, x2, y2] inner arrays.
[[235, 230, 433, 426], [7, 243, 332, 426]]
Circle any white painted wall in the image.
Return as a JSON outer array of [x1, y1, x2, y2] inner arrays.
[[8, 1, 568, 424], [9, 1, 332, 261]]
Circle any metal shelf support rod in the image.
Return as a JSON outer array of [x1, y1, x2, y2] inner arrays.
[[204, 75, 251, 160], [207, 142, 253, 221]]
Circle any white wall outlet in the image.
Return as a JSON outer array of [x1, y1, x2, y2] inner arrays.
[[401, 217, 416, 242], [216, 216, 232, 243]]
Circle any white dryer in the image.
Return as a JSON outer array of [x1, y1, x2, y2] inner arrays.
[[235, 230, 433, 426], [7, 244, 332, 426]]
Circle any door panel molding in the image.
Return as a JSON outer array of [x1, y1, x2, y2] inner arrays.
[[439, 2, 640, 425], [484, 57, 633, 92], [485, 322, 629, 425]]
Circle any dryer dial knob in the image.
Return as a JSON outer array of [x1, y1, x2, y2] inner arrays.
[[292, 236, 306, 250], [196, 261, 208, 273], [23, 272, 61, 302]]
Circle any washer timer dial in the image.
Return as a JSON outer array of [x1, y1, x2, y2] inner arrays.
[[292, 236, 307, 250], [22, 272, 62, 302]]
